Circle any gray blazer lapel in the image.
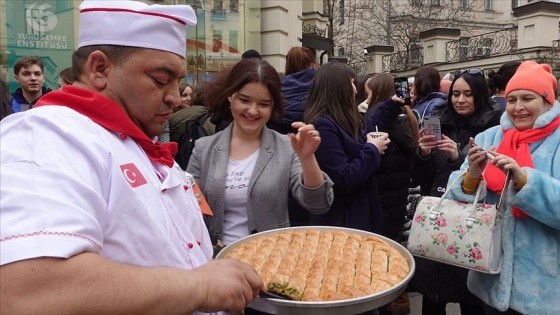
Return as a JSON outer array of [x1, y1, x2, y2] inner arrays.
[[207, 126, 232, 232]]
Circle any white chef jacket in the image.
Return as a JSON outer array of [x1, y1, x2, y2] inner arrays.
[[0, 106, 220, 315]]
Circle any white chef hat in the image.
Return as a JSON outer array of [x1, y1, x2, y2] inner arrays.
[[78, 0, 197, 57]]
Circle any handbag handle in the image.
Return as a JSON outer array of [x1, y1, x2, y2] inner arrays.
[[428, 170, 512, 227]]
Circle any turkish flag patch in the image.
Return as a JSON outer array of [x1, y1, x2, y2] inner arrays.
[[120, 163, 148, 188]]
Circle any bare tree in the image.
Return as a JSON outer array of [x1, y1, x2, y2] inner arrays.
[[332, 0, 510, 71], [323, 0, 338, 56]]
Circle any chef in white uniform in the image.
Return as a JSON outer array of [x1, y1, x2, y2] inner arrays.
[[0, 1, 262, 314]]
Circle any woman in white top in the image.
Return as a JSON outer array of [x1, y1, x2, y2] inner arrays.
[[187, 58, 334, 251]]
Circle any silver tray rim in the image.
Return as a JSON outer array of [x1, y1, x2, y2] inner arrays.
[[215, 226, 416, 310]]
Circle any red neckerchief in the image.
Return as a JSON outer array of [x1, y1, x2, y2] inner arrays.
[[484, 116, 560, 218], [35, 86, 178, 167]]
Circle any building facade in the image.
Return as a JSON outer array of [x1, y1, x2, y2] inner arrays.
[[378, 0, 560, 77], [330, 0, 559, 75], [0, 0, 329, 92]]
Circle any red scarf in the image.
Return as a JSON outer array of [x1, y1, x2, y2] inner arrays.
[[484, 116, 560, 217], [36, 86, 178, 167]]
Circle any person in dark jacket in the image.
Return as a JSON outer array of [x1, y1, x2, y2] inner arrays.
[[268, 46, 317, 135], [408, 68, 501, 315], [267, 46, 318, 227], [365, 73, 419, 315], [304, 61, 392, 233], [365, 73, 419, 242], [487, 61, 521, 113], [412, 66, 447, 125], [169, 80, 215, 144], [11, 56, 52, 112]]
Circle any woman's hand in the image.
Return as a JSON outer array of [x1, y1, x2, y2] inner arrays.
[[487, 149, 525, 184], [391, 94, 406, 104], [418, 128, 437, 157], [289, 122, 326, 188], [366, 133, 391, 155], [289, 122, 321, 158], [467, 138, 491, 178], [436, 134, 459, 162]]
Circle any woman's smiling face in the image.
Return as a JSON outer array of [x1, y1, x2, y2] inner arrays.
[[506, 89, 552, 131], [229, 82, 273, 135]]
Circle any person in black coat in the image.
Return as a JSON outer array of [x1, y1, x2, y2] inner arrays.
[[365, 73, 419, 315], [408, 68, 501, 315], [365, 73, 419, 242]]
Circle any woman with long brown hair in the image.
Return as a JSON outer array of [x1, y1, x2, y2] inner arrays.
[[187, 58, 333, 259], [304, 61, 391, 233], [364, 73, 419, 240]]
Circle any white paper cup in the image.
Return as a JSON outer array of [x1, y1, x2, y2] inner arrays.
[[368, 131, 388, 139]]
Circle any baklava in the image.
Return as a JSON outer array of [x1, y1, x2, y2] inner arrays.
[[224, 229, 409, 302]]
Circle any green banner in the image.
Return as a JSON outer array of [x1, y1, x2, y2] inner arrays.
[[6, 0, 76, 92]]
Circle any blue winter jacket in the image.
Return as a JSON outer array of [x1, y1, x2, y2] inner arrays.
[[447, 103, 560, 314], [11, 86, 52, 112], [413, 92, 447, 125], [268, 68, 315, 134]]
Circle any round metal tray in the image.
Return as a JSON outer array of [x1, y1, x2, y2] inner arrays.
[[215, 226, 415, 315]]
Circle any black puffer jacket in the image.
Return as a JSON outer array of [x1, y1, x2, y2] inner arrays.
[[408, 97, 501, 304], [365, 100, 417, 241], [412, 97, 501, 197]]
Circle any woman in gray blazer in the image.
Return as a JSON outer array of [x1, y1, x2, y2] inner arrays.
[[187, 58, 333, 251]]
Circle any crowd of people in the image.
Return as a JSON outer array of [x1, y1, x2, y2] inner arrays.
[[1, 1, 559, 315]]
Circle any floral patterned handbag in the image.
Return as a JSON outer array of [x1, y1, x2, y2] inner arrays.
[[407, 170, 510, 274]]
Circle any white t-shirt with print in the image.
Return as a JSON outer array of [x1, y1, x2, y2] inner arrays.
[[222, 149, 259, 245]]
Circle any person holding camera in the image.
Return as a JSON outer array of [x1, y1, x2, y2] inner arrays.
[[447, 60, 560, 315], [408, 67, 501, 315]]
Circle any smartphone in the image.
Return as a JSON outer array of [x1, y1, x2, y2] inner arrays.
[[472, 142, 495, 160], [394, 76, 411, 105], [423, 116, 442, 140]]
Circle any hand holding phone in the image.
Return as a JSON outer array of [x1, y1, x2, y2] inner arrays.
[[423, 116, 442, 140], [472, 142, 495, 160], [394, 77, 411, 105]]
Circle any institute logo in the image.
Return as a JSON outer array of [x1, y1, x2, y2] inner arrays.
[[120, 163, 147, 188], [26, 3, 58, 33]]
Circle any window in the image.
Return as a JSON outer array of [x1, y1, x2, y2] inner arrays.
[[484, 0, 493, 10], [411, 0, 424, 5], [211, 0, 226, 19], [430, 0, 439, 5], [339, 0, 345, 25], [459, 38, 469, 61], [230, 0, 238, 13], [477, 37, 492, 57], [338, 47, 345, 57], [511, 0, 521, 8], [460, 0, 470, 8]]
